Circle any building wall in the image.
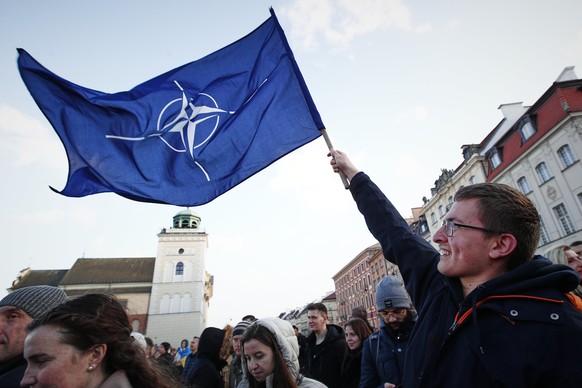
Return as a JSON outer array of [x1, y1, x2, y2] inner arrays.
[[146, 228, 210, 346], [333, 245, 399, 329], [493, 115, 582, 250]]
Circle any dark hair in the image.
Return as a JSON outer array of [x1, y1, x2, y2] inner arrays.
[[241, 323, 296, 388], [455, 183, 540, 269], [306, 302, 327, 317], [351, 306, 367, 321], [571, 241, 582, 248], [160, 342, 171, 352], [145, 337, 154, 347], [181, 339, 188, 348], [344, 318, 373, 348], [28, 293, 175, 388]]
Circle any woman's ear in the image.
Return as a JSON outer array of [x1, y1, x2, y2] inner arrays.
[[89, 344, 108, 368]]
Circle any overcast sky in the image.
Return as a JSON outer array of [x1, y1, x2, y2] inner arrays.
[[2, 0, 582, 330]]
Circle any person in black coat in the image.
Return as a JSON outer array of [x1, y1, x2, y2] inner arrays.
[[182, 326, 232, 388], [329, 148, 582, 387], [304, 302, 347, 387]]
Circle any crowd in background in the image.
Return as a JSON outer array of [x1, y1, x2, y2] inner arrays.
[[1, 147, 582, 387]]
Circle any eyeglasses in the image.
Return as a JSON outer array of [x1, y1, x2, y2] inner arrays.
[[378, 309, 406, 318], [441, 220, 500, 237]]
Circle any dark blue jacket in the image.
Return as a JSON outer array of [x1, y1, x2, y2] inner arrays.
[[359, 323, 412, 388], [0, 355, 27, 388], [350, 172, 582, 388]]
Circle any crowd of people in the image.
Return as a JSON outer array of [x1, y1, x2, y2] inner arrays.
[[1, 149, 582, 387]]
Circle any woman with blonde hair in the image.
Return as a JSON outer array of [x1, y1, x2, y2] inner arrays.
[[545, 244, 582, 309]]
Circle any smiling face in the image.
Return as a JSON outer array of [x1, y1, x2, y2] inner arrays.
[[307, 309, 327, 334], [0, 306, 32, 363], [433, 198, 503, 287], [565, 249, 582, 278], [21, 325, 95, 388], [243, 338, 275, 382], [344, 325, 361, 351]]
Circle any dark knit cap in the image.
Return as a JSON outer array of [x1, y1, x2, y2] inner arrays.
[[232, 320, 252, 336], [0, 285, 68, 319], [376, 276, 410, 310]]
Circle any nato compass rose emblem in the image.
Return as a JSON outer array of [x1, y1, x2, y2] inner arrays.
[[106, 80, 234, 181]]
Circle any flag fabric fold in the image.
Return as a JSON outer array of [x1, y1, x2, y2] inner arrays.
[[18, 9, 324, 206]]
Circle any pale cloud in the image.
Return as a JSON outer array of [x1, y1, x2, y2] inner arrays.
[[268, 141, 367, 213], [211, 232, 251, 254], [396, 105, 428, 122], [5, 204, 98, 227], [561, 30, 582, 59], [281, 0, 430, 51], [0, 104, 64, 168]]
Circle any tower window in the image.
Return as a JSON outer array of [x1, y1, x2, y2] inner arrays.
[[176, 262, 184, 276]]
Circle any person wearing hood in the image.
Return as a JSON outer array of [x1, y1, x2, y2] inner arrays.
[[240, 318, 326, 388], [360, 276, 414, 388], [329, 149, 582, 387], [182, 325, 233, 388], [304, 302, 347, 387]]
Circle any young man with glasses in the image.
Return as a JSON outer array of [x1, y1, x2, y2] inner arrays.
[[361, 276, 414, 388], [329, 149, 582, 388]]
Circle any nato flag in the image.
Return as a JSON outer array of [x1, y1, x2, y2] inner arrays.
[[18, 9, 324, 206]]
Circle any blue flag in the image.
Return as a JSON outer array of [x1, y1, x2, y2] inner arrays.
[[18, 9, 324, 206]]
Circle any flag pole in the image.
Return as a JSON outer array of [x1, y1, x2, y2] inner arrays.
[[321, 128, 349, 189]]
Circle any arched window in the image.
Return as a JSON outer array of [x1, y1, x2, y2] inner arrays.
[[175, 262, 184, 275], [517, 177, 532, 194], [535, 162, 552, 183], [557, 144, 577, 168]]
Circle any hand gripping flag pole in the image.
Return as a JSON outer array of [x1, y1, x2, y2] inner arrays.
[[321, 128, 349, 189]]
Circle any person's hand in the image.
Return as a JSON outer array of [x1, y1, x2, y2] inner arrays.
[[328, 148, 360, 181], [384, 383, 396, 388]]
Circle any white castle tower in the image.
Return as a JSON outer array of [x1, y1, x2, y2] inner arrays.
[[146, 209, 213, 345]]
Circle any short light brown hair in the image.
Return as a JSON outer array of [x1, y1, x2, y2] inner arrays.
[[455, 183, 540, 269]]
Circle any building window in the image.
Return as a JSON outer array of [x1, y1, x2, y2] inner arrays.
[[469, 175, 476, 185], [517, 177, 532, 194], [553, 203, 575, 236], [431, 212, 437, 224], [519, 120, 536, 142], [445, 196, 454, 212], [557, 144, 577, 169], [488, 149, 502, 170], [438, 205, 444, 217], [535, 162, 553, 184], [175, 262, 184, 275], [539, 216, 550, 246]]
